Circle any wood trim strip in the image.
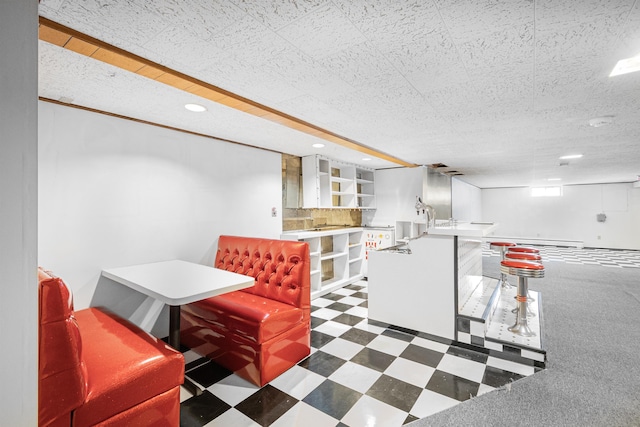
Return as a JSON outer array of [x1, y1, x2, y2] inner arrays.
[[38, 17, 416, 167]]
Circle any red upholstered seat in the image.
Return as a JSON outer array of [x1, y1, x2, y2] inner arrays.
[[184, 291, 303, 343], [181, 235, 311, 387], [38, 268, 184, 427]]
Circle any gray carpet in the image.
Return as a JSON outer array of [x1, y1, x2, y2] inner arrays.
[[409, 259, 640, 427]]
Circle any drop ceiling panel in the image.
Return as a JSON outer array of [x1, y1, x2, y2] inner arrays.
[[39, 0, 640, 187]]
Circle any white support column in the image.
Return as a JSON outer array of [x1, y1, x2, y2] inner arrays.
[[0, 0, 38, 424]]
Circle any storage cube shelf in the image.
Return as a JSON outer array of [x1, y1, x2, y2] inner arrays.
[[302, 155, 375, 209], [281, 228, 365, 299]]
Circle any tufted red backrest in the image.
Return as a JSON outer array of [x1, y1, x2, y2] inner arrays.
[[38, 267, 87, 427], [214, 236, 311, 318]]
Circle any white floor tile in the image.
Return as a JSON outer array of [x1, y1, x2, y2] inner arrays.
[[270, 365, 326, 400], [313, 320, 352, 337], [410, 389, 459, 418], [206, 374, 259, 407], [354, 319, 386, 334], [338, 296, 366, 306], [436, 353, 486, 383], [384, 357, 436, 388], [345, 305, 368, 318], [320, 337, 364, 360], [270, 402, 339, 427], [342, 395, 408, 427], [179, 386, 192, 402], [312, 307, 343, 320], [333, 287, 357, 296], [328, 361, 381, 394], [367, 334, 411, 356], [477, 383, 495, 396], [203, 408, 260, 427], [410, 336, 450, 353]]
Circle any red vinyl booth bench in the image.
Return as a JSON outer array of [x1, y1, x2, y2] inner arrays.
[[38, 268, 185, 427], [180, 235, 311, 387]]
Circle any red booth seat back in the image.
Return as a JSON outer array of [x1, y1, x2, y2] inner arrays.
[[38, 268, 87, 427], [214, 235, 310, 316]]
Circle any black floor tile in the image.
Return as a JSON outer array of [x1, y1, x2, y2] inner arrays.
[[298, 350, 346, 377], [426, 370, 480, 401], [310, 330, 336, 349], [399, 344, 445, 368], [302, 379, 362, 420], [351, 347, 395, 372], [323, 293, 346, 301], [332, 313, 365, 326], [382, 328, 415, 342], [326, 301, 354, 312], [446, 345, 488, 364], [351, 291, 368, 299], [235, 385, 298, 427], [339, 328, 378, 346], [344, 284, 365, 291], [359, 300, 368, 308], [366, 374, 423, 412], [180, 391, 231, 427], [404, 414, 420, 425], [185, 361, 233, 388], [482, 365, 524, 388], [310, 316, 328, 329]]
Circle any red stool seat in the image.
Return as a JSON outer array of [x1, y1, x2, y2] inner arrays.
[[490, 242, 517, 249], [505, 252, 542, 262], [508, 246, 540, 254]]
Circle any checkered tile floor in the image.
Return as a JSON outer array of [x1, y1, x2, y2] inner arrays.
[[179, 282, 538, 426], [482, 244, 640, 268]]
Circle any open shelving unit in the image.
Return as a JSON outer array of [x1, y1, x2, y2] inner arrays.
[[281, 228, 365, 299], [302, 155, 375, 209]]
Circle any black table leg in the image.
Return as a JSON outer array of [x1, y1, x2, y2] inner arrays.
[[169, 305, 202, 396]]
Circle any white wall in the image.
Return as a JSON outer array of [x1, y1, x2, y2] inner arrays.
[[452, 178, 482, 222], [0, 1, 38, 424], [369, 167, 425, 226], [482, 183, 640, 250], [38, 102, 283, 334]]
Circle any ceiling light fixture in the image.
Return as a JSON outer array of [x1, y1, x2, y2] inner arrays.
[[547, 178, 561, 181], [362, 157, 372, 161], [610, 54, 640, 77], [559, 154, 583, 160], [312, 143, 325, 148], [184, 103, 206, 112], [588, 116, 613, 127]]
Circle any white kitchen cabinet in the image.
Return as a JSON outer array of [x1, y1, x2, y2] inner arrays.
[[302, 155, 375, 209], [281, 228, 364, 299]]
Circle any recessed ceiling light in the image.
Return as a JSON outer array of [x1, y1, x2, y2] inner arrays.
[[610, 54, 640, 77], [589, 116, 613, 127], [362, 157, 372, 161], [184, 103, 207, 112], [547, 178, 561, 181], [312, 143, 325, 148], [559, 154, 583, 160]]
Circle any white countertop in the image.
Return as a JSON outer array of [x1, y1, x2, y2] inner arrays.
[[281, 227, 364, 239], [427, 221, 498, 237]]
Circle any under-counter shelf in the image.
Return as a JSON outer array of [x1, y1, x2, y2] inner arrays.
[[281, 227, 365, 299]]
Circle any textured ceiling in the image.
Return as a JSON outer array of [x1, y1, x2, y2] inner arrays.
[[38, 0, 640, 188]]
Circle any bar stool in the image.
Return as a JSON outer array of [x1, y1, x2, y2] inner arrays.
[[489, 242, 516, 288], [505, 251, 541, 307], [508, 246, 540, 254], [500, 260, 545, 337]]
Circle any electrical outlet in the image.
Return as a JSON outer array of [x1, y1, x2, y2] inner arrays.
[[271, 207, 277, 217], [597, 235, 601, 240]]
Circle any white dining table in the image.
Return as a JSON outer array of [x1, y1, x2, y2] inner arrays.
[[102, 259, 254, 394]]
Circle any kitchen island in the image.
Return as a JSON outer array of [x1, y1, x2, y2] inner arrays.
[[368, 221, 547, 367]]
